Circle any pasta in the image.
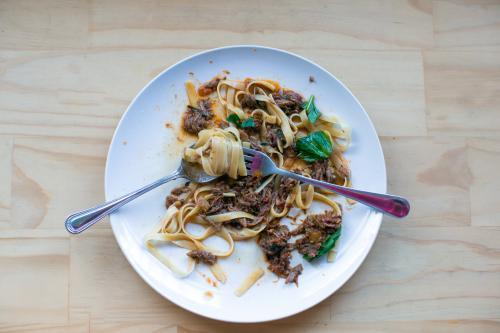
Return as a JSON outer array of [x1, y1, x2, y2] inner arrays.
[[145, 74, 351, 292], [234, 268, 265, 297], [183, 127, 247, 179]]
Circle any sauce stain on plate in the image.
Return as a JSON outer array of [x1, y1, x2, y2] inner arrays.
[[196, 270, 218, 288]]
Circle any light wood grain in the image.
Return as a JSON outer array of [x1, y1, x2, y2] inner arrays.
[[296, 49, 427, 136], [0, 231, 69, 325], [0, 0, 89, 50], [424, 50, 500, 136], [432, 0, 500, 50], [0, 0, 499, 332], [11, 136, 107, 229], [331, 224, 500, 321], [87, 0, 433, 50], [382, 137, 470, 226], [467, 138, 500, 227], [0, 138, 13, 223]]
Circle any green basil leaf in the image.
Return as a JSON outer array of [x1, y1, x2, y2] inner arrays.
[[241, 117, 255, 128], [296, 131, 333, 163], [304, 227, 341, 261], [226, 114, 241, 126], [302, 95, 321, 124]]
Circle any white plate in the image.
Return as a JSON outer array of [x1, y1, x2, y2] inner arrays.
[[105, 45, 386, 323]]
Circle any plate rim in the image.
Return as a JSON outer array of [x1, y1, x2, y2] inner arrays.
[[104, 45, 387, 323]]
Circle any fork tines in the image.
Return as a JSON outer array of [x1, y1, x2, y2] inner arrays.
[[242, 147, 259, 175]]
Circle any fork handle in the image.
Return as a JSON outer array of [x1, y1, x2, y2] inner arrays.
[[65, 170, 183, 234], [276, 169, 410, 218]]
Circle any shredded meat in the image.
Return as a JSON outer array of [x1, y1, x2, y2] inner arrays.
[[253, 116, 263, 130], [198, 76, 225, 96], [292, 210, 341, 259], [205, 187, 231, 215], [248, 136, 263, 151], [165, 195, 178, 208], [265, 125, 283, 149], [236, 112, 263, 146], [273, 177, 297, 210], [218, 120, 230, 129], [237, 182, 272, 216], [172, 185, 191, 196], [203, 176, 275, 228], [285, 264, 303, 285], [165, 184, 191, 208], [240, 94, 266, 110], [253, 187, 273, 224], [267, 247, 293, 279], [258, 223, 302, 284], [259, 224, 290, 257], [335, 154, 350, 179], [283, 146, 297, 160], [271, 89, 304, 115], [240, 94, 259, 109], [203, 178, 233, 215], [238, 129, 249, 141], [182, 99, 213, 134], [187, 250, 217, 265], [311, 159, 336, 183], [259, 223, 292, 278], [197, 197, 210, 213]]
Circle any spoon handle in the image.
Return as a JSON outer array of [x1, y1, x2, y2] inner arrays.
[[65, 170, 183, 234], [276, 169, 410, 218]]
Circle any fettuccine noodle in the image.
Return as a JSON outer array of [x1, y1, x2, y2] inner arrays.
[[145, 75, 350, 293]]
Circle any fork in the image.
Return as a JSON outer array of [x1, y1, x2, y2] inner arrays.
[[64, 158, 219, 234], [242, 147, 410, 218]]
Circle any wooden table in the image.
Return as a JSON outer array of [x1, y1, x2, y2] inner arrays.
[[1, 1, 499, 332]]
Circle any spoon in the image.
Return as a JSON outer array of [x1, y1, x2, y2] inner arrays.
[[65, 159, 218, 234]]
